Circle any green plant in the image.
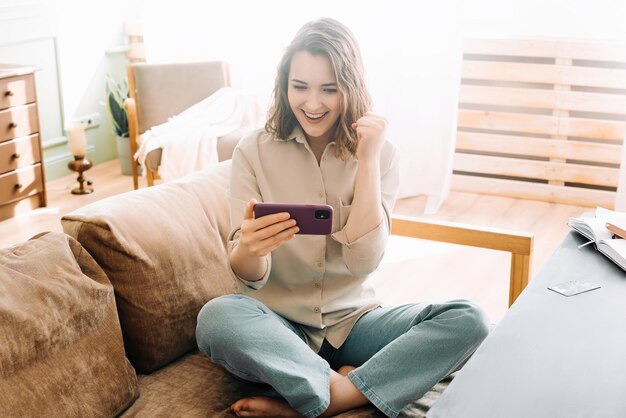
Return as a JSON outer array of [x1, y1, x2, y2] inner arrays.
[[105, 76, 129, 138]]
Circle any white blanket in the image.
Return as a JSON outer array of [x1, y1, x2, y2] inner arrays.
[[134, 87, 264, 181]]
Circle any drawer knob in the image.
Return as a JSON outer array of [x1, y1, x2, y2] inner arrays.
[[4, 90, 13, 97], [14, 183, 23, 191], [8, 122, 17, 129], [11, 152, 20, 159]]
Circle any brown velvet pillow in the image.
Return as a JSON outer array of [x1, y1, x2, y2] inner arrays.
[[62, 161, 237, 373], [0, 232, 138, 417]]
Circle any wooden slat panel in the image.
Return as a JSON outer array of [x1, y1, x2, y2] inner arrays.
[[560, 117, 626, 141], [464, 38, 626, 62], [454, 153, 619, 187], [460, 85, 556, 109], [458, 109, 558, 135], [558, 41, 626, 62], [560, 90, 626, 115], [458, 109, 626, 141], [456, 38, 625, 208], [463, 61, 626, 90], [550, 56, 571, 185], [456, 132, 622, 164], [459, 85, 626, 115], [452, 174, 616, 208], [464, 38, 559, 58]]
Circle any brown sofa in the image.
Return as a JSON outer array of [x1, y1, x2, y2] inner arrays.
[[1, 160, 461, 418]]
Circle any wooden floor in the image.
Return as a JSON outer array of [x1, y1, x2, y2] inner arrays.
[[0, 159, 145, 249], [0, 159, 592, 324]]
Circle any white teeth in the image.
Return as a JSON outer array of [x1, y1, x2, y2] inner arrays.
[[304, 111, 326, 120]]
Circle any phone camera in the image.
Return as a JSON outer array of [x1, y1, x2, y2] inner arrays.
[[315, 210, 330, 220]]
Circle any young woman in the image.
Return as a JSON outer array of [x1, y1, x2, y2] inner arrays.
[[196, 18, 489, 418]]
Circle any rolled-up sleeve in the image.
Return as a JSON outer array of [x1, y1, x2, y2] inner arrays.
[[331, 145, 400, 275], [228, 141, 271, 290]]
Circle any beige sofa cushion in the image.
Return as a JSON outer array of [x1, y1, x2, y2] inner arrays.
[[0, 232, 138, 417], [62, 161, 237, 373]]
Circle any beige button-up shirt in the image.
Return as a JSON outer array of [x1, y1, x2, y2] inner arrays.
[[228, 127, 400, 352]]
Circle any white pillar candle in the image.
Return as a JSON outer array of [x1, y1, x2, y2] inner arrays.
[[68, 125, 87, 157]]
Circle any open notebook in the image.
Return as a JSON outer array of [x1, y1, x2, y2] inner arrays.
[[568, 207, 626, 272]]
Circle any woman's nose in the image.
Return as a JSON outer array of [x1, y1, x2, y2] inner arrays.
[[305, 91, 322, 110]]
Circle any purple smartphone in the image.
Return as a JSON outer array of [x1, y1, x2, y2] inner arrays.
[[253, 203, 334, 235]]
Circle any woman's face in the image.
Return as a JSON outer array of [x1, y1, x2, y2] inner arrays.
[[287, 50, 341, 143]]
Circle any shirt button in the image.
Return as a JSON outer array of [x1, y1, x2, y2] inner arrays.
[[318, 191, 324, 198], [317, 260, 323, 268], [313, 307, 321, 313], [314, 282, 321, 289]]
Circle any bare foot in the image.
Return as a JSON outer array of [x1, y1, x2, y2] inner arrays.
[[337, 365, 356, 376], [230, 396, 303, 417]]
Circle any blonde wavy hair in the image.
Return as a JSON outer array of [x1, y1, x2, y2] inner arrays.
[[265, 18, 371, 161]]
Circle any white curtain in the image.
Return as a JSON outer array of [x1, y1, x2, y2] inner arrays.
[[137, 0, 626, 213]]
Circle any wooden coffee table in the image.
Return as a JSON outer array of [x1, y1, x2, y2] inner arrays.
[[427, 231, 626, 418]]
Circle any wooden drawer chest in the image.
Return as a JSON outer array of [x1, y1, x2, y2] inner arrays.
[[0, 64, 46, 222]]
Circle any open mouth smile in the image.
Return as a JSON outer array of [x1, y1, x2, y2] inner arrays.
[[302, 110, 328, 124]]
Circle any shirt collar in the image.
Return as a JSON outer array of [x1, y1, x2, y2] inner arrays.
[[272, 125, 308, 144], [275, 125, 336, 147]]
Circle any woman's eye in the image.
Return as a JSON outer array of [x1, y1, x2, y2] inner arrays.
[[292, 85, 307, 90], [323, 89, 337, 93]]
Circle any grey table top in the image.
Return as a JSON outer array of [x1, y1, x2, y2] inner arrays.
[[427, 231, 626, 418]]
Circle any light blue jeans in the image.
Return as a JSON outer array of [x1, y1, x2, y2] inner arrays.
[[196, 294, 489, 418]]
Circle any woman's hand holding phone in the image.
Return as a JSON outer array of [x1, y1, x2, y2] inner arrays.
[[238, 199, 300, 257], [230, 199, 299, 282]]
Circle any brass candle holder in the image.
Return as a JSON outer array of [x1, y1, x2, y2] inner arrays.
[[67, 156, 93, 195]]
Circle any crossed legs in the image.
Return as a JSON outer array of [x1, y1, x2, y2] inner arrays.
[[196, 295, 489, 418]]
